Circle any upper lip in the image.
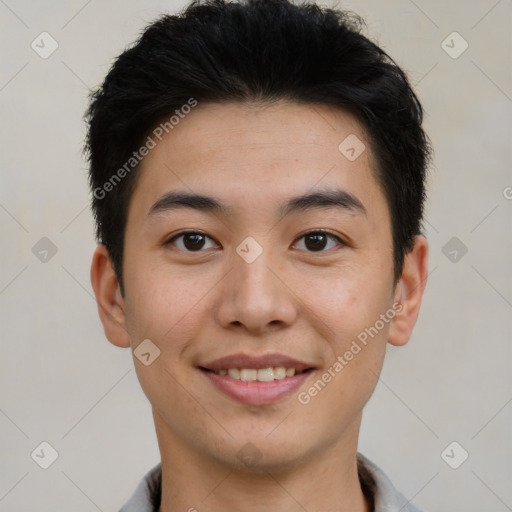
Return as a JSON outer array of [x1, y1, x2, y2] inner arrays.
[[200, 353, 314, 372]]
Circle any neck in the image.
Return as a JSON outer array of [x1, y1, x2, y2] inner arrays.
[[154, 412, 372, 512]]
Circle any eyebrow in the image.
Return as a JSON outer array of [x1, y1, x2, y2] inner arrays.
[[148, 188, 367, 219]]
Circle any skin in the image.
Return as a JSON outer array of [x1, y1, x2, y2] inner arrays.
[[91, 100, 428, 512]]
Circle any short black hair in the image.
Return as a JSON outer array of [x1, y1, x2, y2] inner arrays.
[[85, 0, 431, 295]]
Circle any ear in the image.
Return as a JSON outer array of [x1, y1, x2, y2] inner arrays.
[[388, 235, 429, 347], [90, 245, 131, 348]]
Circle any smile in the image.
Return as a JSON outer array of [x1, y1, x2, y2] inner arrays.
[[210, 367, 307, 381], [199, 353, 316, 405]]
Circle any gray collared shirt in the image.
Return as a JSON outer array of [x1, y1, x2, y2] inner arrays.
[[119, 452, 426, 512]]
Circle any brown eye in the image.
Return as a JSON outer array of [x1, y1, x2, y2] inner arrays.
[[166, 231, 218, 252], [293, 231, 343, 252]]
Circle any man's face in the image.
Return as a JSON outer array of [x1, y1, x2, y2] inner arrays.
[[114, 101, 403, 469]]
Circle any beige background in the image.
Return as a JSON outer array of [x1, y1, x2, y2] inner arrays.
[[1, 0, 511, 510]]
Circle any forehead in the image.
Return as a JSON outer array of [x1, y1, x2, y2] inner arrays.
[[128, 100, 386, 225]]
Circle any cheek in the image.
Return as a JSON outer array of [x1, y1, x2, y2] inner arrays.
[[299, 286, 391, 424], [123, 264, 223, 376], [299, 268, 391, 334], [299, 270, 392, 398]]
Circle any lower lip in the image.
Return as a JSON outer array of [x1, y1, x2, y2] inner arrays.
[[201, 369, 313, 405]]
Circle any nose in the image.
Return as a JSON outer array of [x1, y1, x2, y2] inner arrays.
[[214, 242, 298, 335]]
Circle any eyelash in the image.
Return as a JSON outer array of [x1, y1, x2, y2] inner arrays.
[[165, 229, 345, 253]]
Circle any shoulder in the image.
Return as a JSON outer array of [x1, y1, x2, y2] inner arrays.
[[357, 452, 428, 512], [118, 462, 162, 512]]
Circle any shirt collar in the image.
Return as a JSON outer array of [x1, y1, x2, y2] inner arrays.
[[119, 452, 426, 512]]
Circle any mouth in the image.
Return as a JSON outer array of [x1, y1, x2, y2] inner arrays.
[[200, 366, 313, 381], [198, 353, 316, 405]]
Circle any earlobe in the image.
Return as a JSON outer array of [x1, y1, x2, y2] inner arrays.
[[387, 235, 429, 347], [90, 245, 131, 348]]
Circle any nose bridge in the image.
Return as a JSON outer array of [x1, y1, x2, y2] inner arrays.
[[233, 237, 280, 303], [237, 245, 276, 292], [216, 237, 296, 332]]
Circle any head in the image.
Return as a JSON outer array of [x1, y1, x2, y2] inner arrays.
[[87, 0, 430, 473]]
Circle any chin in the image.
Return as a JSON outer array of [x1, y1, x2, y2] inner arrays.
[[213, 435, 316, 474]]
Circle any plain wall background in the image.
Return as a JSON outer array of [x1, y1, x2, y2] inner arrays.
[[1, 0, 511, 510]]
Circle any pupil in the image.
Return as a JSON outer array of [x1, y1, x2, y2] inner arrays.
[[184, 234, 205, 250], [306, 233, 326, 251]]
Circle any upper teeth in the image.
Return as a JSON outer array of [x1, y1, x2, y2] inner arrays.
[[214, 367, 297, 381]]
